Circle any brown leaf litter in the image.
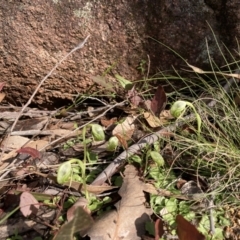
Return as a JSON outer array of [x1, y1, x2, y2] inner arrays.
[[86, 165, 152, 240]]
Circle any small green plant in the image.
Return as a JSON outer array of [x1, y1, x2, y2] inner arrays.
[[91, 124, 105, 141], [107, 136, 119, 151], [170, 100, 202, 138], [137, 59, 147, 75], [57, 124, 106, 183], [88, 195, 111, 212]]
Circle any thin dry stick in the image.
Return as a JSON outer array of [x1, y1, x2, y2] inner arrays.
[[91, 71, 239, 186]]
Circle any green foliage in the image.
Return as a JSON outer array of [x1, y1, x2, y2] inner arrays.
[[129, 154, 142, 164], [170, 100, 202, 137], [57, 161, 72, 184], [91, 124, 105, 141], [137, 59, 147, 75], [145, 220, 155, 237], [115, 74, 133, 90], [149, 151, 165, 167], [88, 196, 111, 212], [107, 136, 119, 151]]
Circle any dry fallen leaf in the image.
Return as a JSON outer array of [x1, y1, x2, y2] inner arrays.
[[159, 110, 174, 121], [0, 139, 48, 172], [112, 116, 136, 141], [67, 197, 89, 222], [25, 139, 49, 149], [14, 118, 48, 131], [17, 147, 41, 159], [154, 218, 164, 240], [144, 110, 174, 128], [101, 117, 117, 127], [2, 136, 30, 150], [144, 112, 162, 128], [143, 183, 189, 200], [87, 106, 95, 117], [115, 133, 128, 149], [0, 93, 5, 103], [186, 62, 240, 79], [86, 165, 152, 240], [176, 214, 206, 240], [127, 87, 143, 107], [19, 191, 40, 217], [54, 206, 93, 240], [63, 181, 118, 194], [49, 129, 75, 137], [151, 85, 167, 116]]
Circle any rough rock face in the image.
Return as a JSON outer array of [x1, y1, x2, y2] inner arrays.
[[0, 0, 239, 107]]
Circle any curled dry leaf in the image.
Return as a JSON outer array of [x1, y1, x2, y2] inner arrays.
[[176, 214, 206, 240], [160, 110, 174, 121], [127, 87, 143, 107], [130, 95, 142, 107], [151, 85, 167, 116], [176, 178, 187, 189], [112, 116, 136, 141], [144, 110, 174, 128], [143, 112, 162, 128], [101, 117, 117, 127], [115, 133, 128, 149], [154, 218, 164, 240], [17, 147, 41, 159], [19, 191, 40, 217]]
